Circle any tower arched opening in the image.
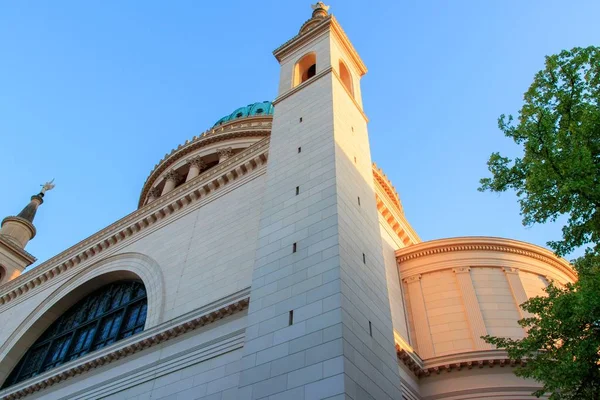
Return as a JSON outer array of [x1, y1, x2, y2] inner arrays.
[[293, 52, 317, 87], [339, 59, 354, 96]]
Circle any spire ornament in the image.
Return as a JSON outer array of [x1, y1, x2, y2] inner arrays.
[[311, 2, 330, 18], [40, 179, 56, 195]]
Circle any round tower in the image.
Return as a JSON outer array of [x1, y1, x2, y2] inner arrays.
[[0, 181, 54, 284]]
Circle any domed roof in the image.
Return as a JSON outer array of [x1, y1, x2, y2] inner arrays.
[[213, 101, 274, 127]]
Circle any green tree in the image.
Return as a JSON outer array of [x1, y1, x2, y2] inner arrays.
[[479, 46, 600, 399]]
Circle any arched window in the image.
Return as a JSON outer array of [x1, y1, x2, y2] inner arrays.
[[338, 60, 353, 96], [2, 281, 147, 388], [293, 52, 317, 87]]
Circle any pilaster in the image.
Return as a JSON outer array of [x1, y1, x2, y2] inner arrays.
[[453, 267, 490, 350], [503, 267, 534, 321], [404, 275, 434, 359]]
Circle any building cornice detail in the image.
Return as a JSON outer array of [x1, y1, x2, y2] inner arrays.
[[374, 184, 420, 247], [273, 67, 333, 106], [273, 16, 331, 61], [0, 139, 270, 307], [139, 118, 271, 207], [0, 237, 35, 265], [372, 164, 403, 214], [395, 237, 576, 281], [396, 347, 524, 378], [273, 15, 367, 76], [0, 296, 250, 399]]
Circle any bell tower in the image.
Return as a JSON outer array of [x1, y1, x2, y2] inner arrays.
[[239, 3, 402, 399], [0, 181, 54, 284]]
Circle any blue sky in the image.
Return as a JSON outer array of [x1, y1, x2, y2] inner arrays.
[[1, 1, 598, 268]]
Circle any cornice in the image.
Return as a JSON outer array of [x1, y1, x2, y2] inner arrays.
[[329, 16, 367, 76], [273, 67, 333, 106], [273, 16, 331, 62], [1, 296, 250, 399], [0, 139, 270, 307], [372, 163, 403, 215], [396, 347, 524, 378], [395, 237, 576, 282], [139, 117, 272, 207], [0, 237, 36, 265], [273, 15, 367, 77]]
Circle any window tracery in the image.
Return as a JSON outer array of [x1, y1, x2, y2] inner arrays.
[[2, 281, 147, 388]]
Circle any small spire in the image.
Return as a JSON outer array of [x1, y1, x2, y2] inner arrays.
[[16, 180, 55, 224]]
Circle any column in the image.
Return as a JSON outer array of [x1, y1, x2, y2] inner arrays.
[[404, 275, 435, 359], [146, 187, 162, 204], [186, 156, 206, 181], [161, 170, 180, 196], [453, 267, 490, 350], [503, 267, 534, 320], [216, 147, 233, 163]]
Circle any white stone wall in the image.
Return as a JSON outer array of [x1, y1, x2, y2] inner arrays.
[[116, 175, 265, 322]]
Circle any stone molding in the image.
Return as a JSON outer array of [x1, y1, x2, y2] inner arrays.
[[396, 347, 524, 378], [274, 15, 367, 77], [0, 294, 250, 399], [0, 236, 35, 265], [372, 164, 403, 215], [396, 237, 575, 282], [376, 193, 420, 247], [69, 330, 245, 400], [139, 118, 271, 207], [0, 139, 269, 308]]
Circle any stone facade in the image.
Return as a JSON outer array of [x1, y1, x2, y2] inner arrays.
[[0, 4, 576, 400]]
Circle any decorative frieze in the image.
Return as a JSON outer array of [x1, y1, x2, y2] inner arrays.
[[396, 346, 524, 378]]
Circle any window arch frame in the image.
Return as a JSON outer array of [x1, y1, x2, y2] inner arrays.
[[338, 59, 354, 97], [293, 52, 317, 87], [2, 280, 148, 388]]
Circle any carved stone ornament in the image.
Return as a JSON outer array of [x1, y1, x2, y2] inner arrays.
[[148, 187, 161, 198], [403, 275, 421, 284], [217, 147, 233, 159], [187, 156, 206, 170], [502, 267, 519, 274], [164, 170, 181, 183], [453, 267, 471, 274]]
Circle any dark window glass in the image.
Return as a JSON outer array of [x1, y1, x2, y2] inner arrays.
[[307, 64, 316, 79], [2, 281, 147, 389]]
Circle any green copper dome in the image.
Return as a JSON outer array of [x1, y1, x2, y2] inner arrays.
[[213, 101, 274, 127]]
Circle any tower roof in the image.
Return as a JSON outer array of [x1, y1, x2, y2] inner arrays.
[[16, 194, 44, 223]]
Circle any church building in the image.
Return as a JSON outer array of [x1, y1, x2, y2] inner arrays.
[[0, 3, 576, 400]]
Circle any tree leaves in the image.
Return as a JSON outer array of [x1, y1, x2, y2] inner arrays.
[[480, 46, 600, 399], [480, 46, 600, 257]]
